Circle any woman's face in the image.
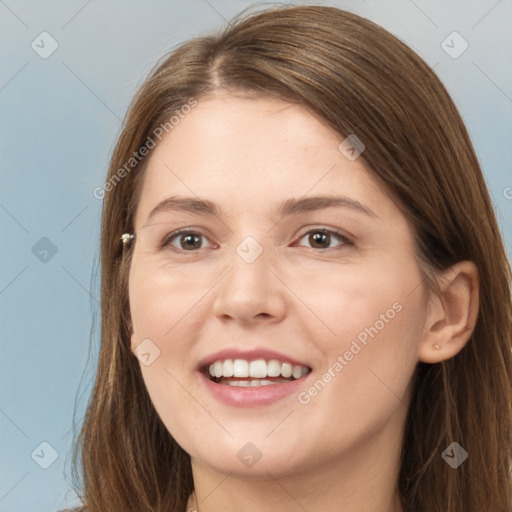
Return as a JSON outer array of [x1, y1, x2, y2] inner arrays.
[[128, 91, 429, 478]]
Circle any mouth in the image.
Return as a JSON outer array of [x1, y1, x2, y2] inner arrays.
[[202, 358, 312, 387]]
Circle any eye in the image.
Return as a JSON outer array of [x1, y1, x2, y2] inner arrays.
[[161, 230, 215, 252], [295, 228, 352, 250], [160, 227, 352, 253]]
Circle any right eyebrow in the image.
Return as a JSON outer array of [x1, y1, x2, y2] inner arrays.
[[146, 197, 222, 223]]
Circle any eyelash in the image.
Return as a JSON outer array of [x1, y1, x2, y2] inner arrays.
[[159, 227, 354, 254]]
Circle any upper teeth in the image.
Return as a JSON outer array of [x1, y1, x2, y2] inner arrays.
[[208, 359, 309, 380]]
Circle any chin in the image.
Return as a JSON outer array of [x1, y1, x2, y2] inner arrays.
[[191, 450, 304, 480]]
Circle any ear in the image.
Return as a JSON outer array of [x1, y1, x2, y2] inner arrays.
[[418, 261, 479, 364]]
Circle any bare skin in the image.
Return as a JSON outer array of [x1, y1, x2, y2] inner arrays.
[[127, 91, 479, 512]]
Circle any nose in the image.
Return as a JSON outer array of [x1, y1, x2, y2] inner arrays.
[[212, 243, 287, 324]]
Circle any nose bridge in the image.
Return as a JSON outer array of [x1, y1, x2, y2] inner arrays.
[[212, 234, 286, 321]]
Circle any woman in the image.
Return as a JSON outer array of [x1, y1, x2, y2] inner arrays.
[[69, 4, 512, 511]]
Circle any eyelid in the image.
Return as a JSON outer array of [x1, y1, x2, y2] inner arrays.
[[160, 225, 354, 252]]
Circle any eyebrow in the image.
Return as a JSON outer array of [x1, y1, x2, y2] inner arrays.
[[146, 195, 377, 223]]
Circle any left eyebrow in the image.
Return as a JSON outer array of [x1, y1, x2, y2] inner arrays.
[[275, 195, 377, 218], [145, 194, 378, 223]]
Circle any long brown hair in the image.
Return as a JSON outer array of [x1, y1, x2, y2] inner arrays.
[[71, 4, 512, 511]]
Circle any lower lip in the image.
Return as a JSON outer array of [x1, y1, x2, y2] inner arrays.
[[198, 371, 311, 407]]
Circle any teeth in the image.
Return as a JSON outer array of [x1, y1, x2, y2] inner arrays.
[[281, 362, 292, 378], [249, 359, 267, 378], [223, 359, 234, 377], [214, 361, 223, 378], [207, 358, 310, 380], [220, 378, 290, 387], [292, 365, 303, 379], [267, 359, 281, 377], [233, 359, 249, 377]]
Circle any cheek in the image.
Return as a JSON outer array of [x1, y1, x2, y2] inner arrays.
[[128, 269, 203, 444], [128, 262, 214, 421], [297, 257, 423, 347], [297, 259, 424, 404], [292, 300, 421, 457], [128, 262, 211, 346]]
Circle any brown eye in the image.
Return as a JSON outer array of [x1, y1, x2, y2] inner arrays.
[[309, 231, 331, 249], [162, 231, 213, 251], [178, 233, 202, 250], [297, 229, 351, 250]]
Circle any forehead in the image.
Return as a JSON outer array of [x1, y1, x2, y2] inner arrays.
[[133, 93, 398, 227]]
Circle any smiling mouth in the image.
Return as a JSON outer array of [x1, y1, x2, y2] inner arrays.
[[203, 358, 312, 387]]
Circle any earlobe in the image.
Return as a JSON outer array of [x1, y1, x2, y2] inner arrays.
[[418, 261, 479, 364]]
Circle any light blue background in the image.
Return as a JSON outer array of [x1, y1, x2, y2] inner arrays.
[[1, 1, 511, 510]]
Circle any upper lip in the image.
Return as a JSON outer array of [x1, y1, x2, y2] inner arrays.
[[197, 348, 311, 372]]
